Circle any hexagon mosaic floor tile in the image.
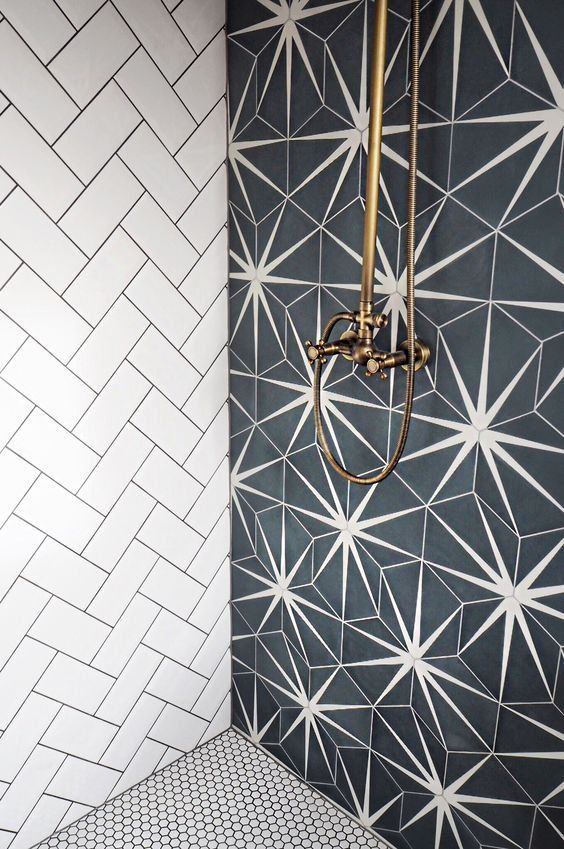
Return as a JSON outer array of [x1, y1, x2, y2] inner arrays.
[[36, 730, 389, 849]]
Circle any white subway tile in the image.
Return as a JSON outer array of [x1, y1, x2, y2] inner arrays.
[[0, 578, 49, 670], [0, 379, 33, 453], [0, 0, 230, 816], [175, 32, 226, 123], [128, 327, 199, 407], [23, 537, 105, 609], [143, 609, 205, 666], [3, 339, 95, 430], [141, 558, 204, 619], [135, 448, 202, 518], [137, 503, 202, 570], [155, 746, 183, 771], [0, 266, 91, 363], [87, 540, 158, 626], [36, 654, 114, 714], [126, 261, 198, 347], [0, 21, 78, 143], [64, 228, 146, 325], [192, 651, 230, 720], [55, 0, 104, 28], [0, 313, 25, 371], [50, 4, 138, 108], [179, 227, 227, 314], [56, 803, 92, 832], [0, 0, 73, 63], [0, 190, 86, 293], [199, 692, 230, 745], [0, 746, 65, 831], [42, 707, 118, 762], [0, 638, 54, 730], [74, 361, 150, 454], [186, 457, 229, 536], [4, 792, 69, 849], [131, 389, 201, 465], [0, 107, 83, 218], [47, 757, 120, 807], [0, 514, 43, 601], [79, 423, 152, 514], [0, 164, 15, 198], [183, 347, 228, 430], [120, 123, 197, 220], [109, 738, 166, 798], [0, 449, 38, 528], [70, 296, 148, 392], [181, 287, 227, 374], [83, 484, 155, 572], [123, 194, 198, 286], [178, 165, 227, 254], [185, 402, 228, 485], [173, 0, 225, 54], [0, 241, 21, 291], [55, 82, 141, 183], [95, 632, 160, 707], [147, 658, 206, 712], [117, 50, 195, 153], [60, 158, 143, 256], [187, 510, 229, 586], [100, 693, 164, 771], [9, 408, 99, 492], [177, 100, 226, 191], [0, 693, 60, 783], [189, 558, 229, 633], [190, 606, 229, 677], [29, 597, 110, 663], [149, 704, 207, 751], [113, 0, 194, 83], [16, 475, 103, 553]]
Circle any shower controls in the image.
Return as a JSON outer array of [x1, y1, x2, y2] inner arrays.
[[304, 0, 430, 486]]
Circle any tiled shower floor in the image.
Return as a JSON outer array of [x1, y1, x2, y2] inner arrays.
[[36, 730, 389, 849]]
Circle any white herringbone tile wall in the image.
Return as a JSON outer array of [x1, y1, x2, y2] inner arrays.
[[0, 2, 230, 847]]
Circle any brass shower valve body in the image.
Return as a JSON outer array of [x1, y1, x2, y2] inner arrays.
[[304, 311, 390, 367], [304, 314, 430, 376]]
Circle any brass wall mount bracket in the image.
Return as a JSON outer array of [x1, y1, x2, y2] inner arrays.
[[400, 339, 431, 372]]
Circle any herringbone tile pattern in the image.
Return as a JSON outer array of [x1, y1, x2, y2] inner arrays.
[[0, 3, 229, 848]]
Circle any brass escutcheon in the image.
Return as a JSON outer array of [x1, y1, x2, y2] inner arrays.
[[399, 339, 431, 372]]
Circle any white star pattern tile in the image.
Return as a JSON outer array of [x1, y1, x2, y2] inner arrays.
[[228, 2, 564, 848]]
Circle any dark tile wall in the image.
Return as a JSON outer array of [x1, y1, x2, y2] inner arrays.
[[227, 2, 564, 847]]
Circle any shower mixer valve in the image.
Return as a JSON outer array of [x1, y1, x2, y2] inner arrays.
[[305, 310, 430, 379]]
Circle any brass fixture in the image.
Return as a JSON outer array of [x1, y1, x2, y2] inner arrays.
[[304, 0, 430, 485]]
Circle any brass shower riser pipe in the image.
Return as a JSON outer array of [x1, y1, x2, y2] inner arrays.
[[358, 0, 388, 345], [305, 0, 430, 485]]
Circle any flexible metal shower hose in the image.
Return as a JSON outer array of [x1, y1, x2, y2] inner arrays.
[[312, 0, 420, 485]]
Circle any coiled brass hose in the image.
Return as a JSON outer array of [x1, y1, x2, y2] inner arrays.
[[312, 0, 421, 485]]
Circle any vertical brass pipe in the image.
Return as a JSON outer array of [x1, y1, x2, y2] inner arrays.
[[358, 0, 388, 341]]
